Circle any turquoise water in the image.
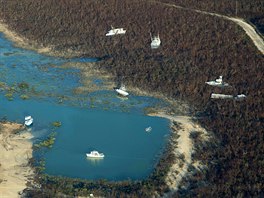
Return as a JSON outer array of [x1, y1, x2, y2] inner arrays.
[[0, 33, 170, 181]]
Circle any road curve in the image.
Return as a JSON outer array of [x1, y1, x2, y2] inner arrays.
[[228, 17, 264, 54], [151, 1, 264, 55]]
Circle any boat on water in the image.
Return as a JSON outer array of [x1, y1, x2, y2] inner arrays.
[[145, 126, 152, 132], [24, 116, 33, 126], [206, 76, 229, 87], [115, 85, 129, 97], [150, 33, 161, 49], [106, 26, 126, 36], [86, 151, 104, 158]]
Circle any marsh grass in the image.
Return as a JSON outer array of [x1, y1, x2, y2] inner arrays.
[[52, 121, 62, 128], [34, 132, 57, 149]]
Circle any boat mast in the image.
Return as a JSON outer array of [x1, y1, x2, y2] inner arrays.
[[150, 32, 153, 41]]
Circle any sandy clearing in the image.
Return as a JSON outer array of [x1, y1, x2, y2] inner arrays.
[[0, 122, 34, 198], [148, 112, 209, 191]]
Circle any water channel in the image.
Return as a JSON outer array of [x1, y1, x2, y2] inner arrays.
[[0, 33, 170, 181]]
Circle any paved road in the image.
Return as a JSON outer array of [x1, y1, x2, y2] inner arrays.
[[152, 1, 264, 54]]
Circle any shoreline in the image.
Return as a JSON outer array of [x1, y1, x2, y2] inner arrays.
[[0, 20, 51, 55], [0, 122, 34, 198], [148, 112, 209, 191]]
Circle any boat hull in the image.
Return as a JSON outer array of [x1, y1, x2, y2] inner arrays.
[[25, 120, 33, 126], [24, 116, 33, 126], [145, 127, 152, 132], [115, 89, 129, 97], [211, 93, 233, 99], [206, 82, 229, 87], [86, 154, 104, 158], [151, 42, 161, 49]]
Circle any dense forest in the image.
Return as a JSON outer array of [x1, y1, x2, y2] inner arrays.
[[0, 0, 263, 197]]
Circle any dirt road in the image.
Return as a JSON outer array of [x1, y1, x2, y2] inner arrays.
[[152, 1, 264, 54]]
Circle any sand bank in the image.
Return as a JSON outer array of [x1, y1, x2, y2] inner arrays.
[[148, 112, 209, 191], [0, 122, 34, 198]]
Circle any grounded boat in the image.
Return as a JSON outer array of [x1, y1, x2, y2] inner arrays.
[[150, 33, 161, 49], [115, 85, 129, 97], [206, 76, 229, 87], [145, 126, 152, 132], [24, 116, 33, 126], [211, 93, 233, 99], [211, 93, 247, 100], [86, 151, 104, 158], [106, 26, 126, 36], [234, 94, 247, 100]]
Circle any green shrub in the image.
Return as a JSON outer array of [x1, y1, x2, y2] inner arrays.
[[34, 132, 57, 148], [20, 94, 29, 100], [18, 82, 29, 89], [5, 92, 13, 101]]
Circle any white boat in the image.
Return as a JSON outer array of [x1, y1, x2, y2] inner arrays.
[[234, 94, 246, 100], [106, 26, 126, 36], [206, 76, 229, 87], [115, 85, 129, 97], [145, 126, 152, 132], [150, 33, 161, 49], [211, 93, 247, 100], [86, 151, 104, 158], [24, 116, 33, 126], [211, 93, 233, 99]]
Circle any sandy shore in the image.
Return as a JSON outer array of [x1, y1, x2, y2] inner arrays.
[[0, 122, 34, 198], [148, 112, 209, 191]]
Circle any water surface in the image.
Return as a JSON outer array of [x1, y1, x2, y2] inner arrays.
[[0, 33, 170, 180]]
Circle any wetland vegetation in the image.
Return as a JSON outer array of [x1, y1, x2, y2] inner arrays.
[[34, 132, 57, 149]]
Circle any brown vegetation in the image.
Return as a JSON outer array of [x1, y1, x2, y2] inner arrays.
[[0, 0, 263, 197], [159, 0, 264, 33]]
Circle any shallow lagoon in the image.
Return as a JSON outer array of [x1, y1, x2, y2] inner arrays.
[[0, 33, 170, 180]]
